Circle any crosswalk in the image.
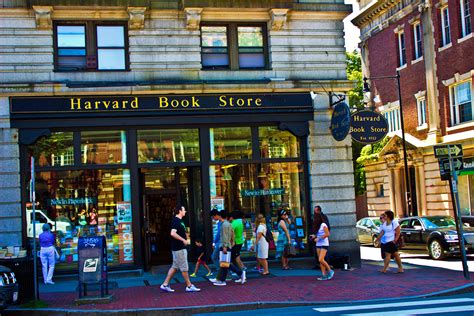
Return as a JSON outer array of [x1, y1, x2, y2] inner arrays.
[[313, 297, 474, 315]]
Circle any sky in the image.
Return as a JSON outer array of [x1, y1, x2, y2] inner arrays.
[[344, 0, 361, 52]]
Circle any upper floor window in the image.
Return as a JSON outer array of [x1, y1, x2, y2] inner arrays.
[[416, 96, 427, 126], [54, 22, 128, 71], [460, 0, 472, 37], [397, 31, 407, 67], [440, 6, 451, 47], [201, 23, 267, 70], [450, 81, 472, 125], [383, 107, 401, 132], [413, 23, 423, 59]]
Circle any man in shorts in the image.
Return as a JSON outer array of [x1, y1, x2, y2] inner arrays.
[[160, 206, 201, 293]]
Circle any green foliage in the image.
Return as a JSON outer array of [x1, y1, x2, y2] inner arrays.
[[346, 50, 364, 109], [356, 136, 391, 165]]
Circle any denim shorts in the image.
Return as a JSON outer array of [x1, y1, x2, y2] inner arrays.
[[316, 246, 329, 250]]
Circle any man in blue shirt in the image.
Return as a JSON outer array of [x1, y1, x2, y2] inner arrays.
[[210, 209, 222, 269], [39, 223, 56, 284]]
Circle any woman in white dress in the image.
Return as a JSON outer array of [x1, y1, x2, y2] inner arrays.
[[255, 214, 270, 275]]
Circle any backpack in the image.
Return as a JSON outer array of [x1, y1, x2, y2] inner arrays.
[[265, 226, 276, 250]]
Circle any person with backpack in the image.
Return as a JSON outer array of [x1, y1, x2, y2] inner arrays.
[[255, 214, 270, 275]]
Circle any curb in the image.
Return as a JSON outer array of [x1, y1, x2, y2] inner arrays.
[[5, 283, 474, 316]]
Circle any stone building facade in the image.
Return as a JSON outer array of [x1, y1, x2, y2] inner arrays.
[[353, 0, 474, 218], [0, 0, 359, 271]]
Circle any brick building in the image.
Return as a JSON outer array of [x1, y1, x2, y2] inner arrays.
[[353, 0, 474, 218], [0, 0, 360, 272]]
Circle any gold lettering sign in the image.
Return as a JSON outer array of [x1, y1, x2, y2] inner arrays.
[[70, 97, 139, 110]]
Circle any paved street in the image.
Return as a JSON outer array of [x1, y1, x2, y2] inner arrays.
[[360, 245, 474, 272], [196, 294, 474, 316]]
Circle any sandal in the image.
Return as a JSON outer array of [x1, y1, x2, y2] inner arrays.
[[261, 272, 270, 276]]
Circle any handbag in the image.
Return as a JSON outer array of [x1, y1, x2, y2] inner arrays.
[[395, 235, 405, 249], [219, 250, 231, 268], [283, 244, 296, 258]]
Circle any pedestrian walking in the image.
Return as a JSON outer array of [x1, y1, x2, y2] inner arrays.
[[375, 210, 404, 273], [209, 210, 246, 286], [378, 213, 386, 259], [255, 214, 270, 275], [210, 208, 222, 270], [190, 239, 212, 277], [310, 212, 334, 280], [160, 206, 201, 293], [39, 223, 57, 284], [230, 210, 246, 270], [275, 209, 292, 270]]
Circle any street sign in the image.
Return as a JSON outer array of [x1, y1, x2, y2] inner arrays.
[[330, 101, 351, 141], [434, 144, 463, 158], [350, 110, 388, 144], [438, 158, 463, 181]]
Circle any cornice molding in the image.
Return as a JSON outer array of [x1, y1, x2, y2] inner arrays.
[[127, 6, 147, 30], [32, 6, 53, 29], [352, 0, 399, 27]]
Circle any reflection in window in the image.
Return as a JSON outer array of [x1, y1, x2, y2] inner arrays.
[[28, 169, 133, 270], [81, 131, 127, 164], [209, 162, 306, 258], [201, 26, 229, 69], [56, 25, 87, 70], [28, 132, 74, 167], [259, 126, 300, 158], [137, 129, 200, 163], [97, 26, 126, 70], [238, 26, 265, 68], [210, 127, 252, 160]]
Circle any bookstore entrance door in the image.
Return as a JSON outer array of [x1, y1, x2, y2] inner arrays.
[[141, 167, 202, 269]]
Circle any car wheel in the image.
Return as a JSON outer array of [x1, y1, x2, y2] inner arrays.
[[429, 239, 446, 260], [372, 235, 380, 248]]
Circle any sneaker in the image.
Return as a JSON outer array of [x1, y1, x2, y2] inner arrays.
[[208, 277, 217, 283], [190, 273, 197, 277], [160, 284, 175, 292], [226, 276, 233, 281], [327, 270, 335, 280], [206, 272, 213, 277], [185, 284, 201, 292], [317, 276, 328, 281], [241, 270, 246, 284], [231, 272, 238, 277], [213, 281, 226, 286]]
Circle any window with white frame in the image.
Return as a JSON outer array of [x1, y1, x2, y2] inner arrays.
[[413, 23, 423, 59], [383, 107, 401, 132], [440, 6, 451, 46], [460, 0, 472, 37], [416, 96, 427, 126], [450, 81, 472, 125], [397, 31, 407, 67]]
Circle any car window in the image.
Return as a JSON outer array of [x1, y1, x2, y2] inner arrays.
[[411, 219, 422, 228], [360, 219, 368, 226], [421, 217, 456, 228], [399, 220, 410, 228]]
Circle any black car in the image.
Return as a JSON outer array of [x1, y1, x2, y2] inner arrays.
[[356, 217, 382, 247], [0, 265, 19, 310], [399, 216, 474, 260]]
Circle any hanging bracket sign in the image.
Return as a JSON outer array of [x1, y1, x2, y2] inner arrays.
[[330, 102, 351, 141], [350, 110, 388, 144]]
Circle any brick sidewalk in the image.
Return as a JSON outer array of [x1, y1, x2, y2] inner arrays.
[[11, 261, 473, 313]]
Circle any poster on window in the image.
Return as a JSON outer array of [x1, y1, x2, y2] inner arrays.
[[211, 197, 224, 211], [117, 202, 132, 223], [118, 222, 134, 264]]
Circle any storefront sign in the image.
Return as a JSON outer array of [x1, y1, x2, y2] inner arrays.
[[10, 93, 313, 115], [241, 188, 285, 197], [350, 110, 388, 144], [330, 102, 351, 141], [48, 197, 97, 206], [463, 157, 474, 171], [118, 222, 134, 264]]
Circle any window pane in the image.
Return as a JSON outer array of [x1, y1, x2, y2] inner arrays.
[[28, 132, 74, 167], [201, 26, 227, 47], [259, 126, 300, 158], [137, 129, 200, 163], [58, 48, 86, 56], [239, 53, 265, 68], [97, 49, 126, 70], [202, 54, 229, 67], [210, 127, 252, 160], [57, 26, 85, 47], [97, 26, 125, 47], [28, 169, 133, 270], [238, 27, 263, 47], [456, 82, 472, 104], [81, 131, 127, 164]]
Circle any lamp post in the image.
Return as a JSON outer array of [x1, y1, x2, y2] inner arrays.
[[363, 70, 412, 217]]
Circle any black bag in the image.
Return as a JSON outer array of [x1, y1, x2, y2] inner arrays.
[[392, 222, 405, 249], [283, 244, 296, 258]]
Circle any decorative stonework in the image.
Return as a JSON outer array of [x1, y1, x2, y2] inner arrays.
[[127, 7, 147, 30], [32, 6, 53, 30], [393, 24, 404, 33], [409, 14, 421, 24], [269, 8, 289, 31], [184, 8, 203, 30]]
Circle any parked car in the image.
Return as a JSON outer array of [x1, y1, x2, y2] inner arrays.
[[398, 216, 474, 260], [356, 217, 382, 247], [26, 209, 71, 238], [0, 265, 18, 310], [461, 215, 474, 228]]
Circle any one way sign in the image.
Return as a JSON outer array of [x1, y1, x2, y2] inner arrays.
[[434, 144, 463, 158]]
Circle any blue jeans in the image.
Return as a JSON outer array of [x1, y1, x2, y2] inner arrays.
[[212, 243, 220, 266], [216, 246, 243, 281]]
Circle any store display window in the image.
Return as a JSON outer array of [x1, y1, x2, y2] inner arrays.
[[81, 130, 127, 164], [259, 126, 300, 158], [28, 168, 133, 270], [28, 132, 74, 167], [210, 127, 252, 160], [209, 161, 307, 258], [137, 129, 200, 163]]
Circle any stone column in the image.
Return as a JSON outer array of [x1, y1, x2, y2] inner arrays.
[[414, 158, 427, 216], [0, 97, 21, 247], [308, 93, 360, 267]]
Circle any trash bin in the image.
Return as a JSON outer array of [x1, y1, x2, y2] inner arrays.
[[77, 236, 108, 298], [0, 257, 35, 304]]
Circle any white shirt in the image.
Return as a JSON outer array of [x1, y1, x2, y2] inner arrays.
[[381, 220, 399, 244], [316, 223, 329, 246], [257, 224, 268, 245]]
